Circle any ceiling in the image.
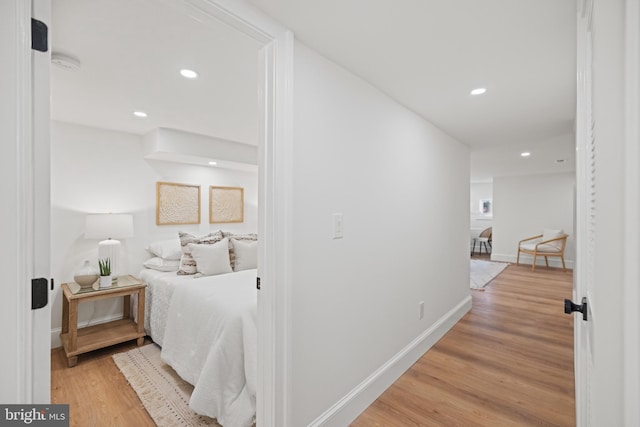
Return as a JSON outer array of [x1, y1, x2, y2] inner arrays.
[[50, 0, 261, 146], [51, 0, 577, 182]]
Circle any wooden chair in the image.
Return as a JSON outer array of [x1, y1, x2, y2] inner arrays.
[[472, 227, 492, 256], [517, 231, 568, 272]]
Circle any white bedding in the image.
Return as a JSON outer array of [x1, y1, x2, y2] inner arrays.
[[139, 268, 257, 427], [138, 269, 194, 346]]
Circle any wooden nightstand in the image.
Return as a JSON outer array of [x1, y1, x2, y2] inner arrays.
[[60, 275, 146, 367]]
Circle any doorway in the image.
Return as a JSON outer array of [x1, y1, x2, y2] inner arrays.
[[2, 0, 292, 423]]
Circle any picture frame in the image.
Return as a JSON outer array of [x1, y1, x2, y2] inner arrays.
[[156, 182, 201, 225], [479, 198, 493, 217], [209, 186, 244, 224]]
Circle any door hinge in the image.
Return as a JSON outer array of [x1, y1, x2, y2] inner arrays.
[[32, 278, 48, 310], [256, 277, 261, 290], [31, 18, 48, 52]]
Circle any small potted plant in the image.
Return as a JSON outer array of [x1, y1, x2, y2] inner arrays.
[[98, 258, 112, 288]]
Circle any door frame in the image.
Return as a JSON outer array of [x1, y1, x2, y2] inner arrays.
[[1, 0, 51, 403], [7, 0, 295, 421], [623, 0, 640, 423], [158, 1, 294, 425]]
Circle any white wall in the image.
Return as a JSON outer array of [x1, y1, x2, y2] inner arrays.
[[491, 172, 575, 267], [50, 121, 258, 347], [291, 42, 471, 426]]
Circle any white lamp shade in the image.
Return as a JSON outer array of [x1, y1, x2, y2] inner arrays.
[[85, 214, 134, 240]]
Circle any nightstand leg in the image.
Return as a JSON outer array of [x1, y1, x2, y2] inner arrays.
[[68, 300, 78, 356], [67, 356, 78, 368], [61, 295, 69, 334], [123, 295, 131, 320], [136, 288, 146, 345]]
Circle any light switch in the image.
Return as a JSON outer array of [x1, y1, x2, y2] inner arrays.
[[332, 213, 343, 239]]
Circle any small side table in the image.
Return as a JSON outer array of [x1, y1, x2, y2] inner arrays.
[[60, 275, 146, 367]]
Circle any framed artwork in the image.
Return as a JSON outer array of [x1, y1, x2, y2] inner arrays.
[[480, 198, 493, 217], [210, 186, 244, 223], [156, 182, 201, 225]]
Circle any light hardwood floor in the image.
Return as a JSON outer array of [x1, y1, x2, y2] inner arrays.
[[352, 261, 575, 426], [51, 260, 574, 427], [51, 338, 155, 427]]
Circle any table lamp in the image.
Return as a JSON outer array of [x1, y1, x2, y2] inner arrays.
[[85, 213, 134, 278]]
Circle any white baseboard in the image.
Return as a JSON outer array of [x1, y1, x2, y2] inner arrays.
[[50, 313, 126, 349], [490, 253, 575, 269], [308, 295, 473, 427]]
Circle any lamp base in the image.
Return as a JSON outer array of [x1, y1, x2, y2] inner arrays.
[[98, 239, 121, 277]]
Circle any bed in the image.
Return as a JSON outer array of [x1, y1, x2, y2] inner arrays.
[[137, 267, 257, 427]]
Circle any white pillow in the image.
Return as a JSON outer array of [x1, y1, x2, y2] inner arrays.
[[231, 238, 257, 271], [143, 257, 180, 272], [188, 238, 232, 276], [542, 229, 564, 249], [178, 230, 224, 275], [146, 239, 182, 260]]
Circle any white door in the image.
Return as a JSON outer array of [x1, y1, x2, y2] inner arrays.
[[573, 1, 595, 424], [0, 0, 51, 403]]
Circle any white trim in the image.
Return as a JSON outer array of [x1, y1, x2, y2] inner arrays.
[[157, 2, 294, 425], [308, 296, 472, 427], [490, 253, 575, 270], [623, 0, 640, 424], [31, 0, 52, 404], [15, 0, 34, 403]]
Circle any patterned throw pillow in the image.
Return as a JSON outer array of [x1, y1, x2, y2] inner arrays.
[[222, 231, 257, 270], [177, 230, 224, 275]]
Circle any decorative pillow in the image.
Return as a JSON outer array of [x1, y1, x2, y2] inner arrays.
[[222, 231, 257, 270], [177, 230, 224, 275], [542, 229, 564, 249], [231, 239, 257, 271], [143, 257, 180, 272], [188, 239, 232, 276], [146, 239, 182, 260]]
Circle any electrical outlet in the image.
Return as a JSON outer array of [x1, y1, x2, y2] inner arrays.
[[419, 301, 424, 320]]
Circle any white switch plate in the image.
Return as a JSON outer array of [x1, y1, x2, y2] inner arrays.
[[332, 213, 343, 239]]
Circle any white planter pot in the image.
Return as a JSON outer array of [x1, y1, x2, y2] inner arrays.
[[99, 275, 112, 288]]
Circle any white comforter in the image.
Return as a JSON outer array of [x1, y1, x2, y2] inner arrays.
[[160, 269, 257, 427]]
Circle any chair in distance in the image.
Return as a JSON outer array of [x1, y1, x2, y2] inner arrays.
[[472, 227, 492, 256], [517, 229, 568, 272]]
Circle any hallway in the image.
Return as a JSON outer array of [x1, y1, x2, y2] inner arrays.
[[352, 263, 575, 426]]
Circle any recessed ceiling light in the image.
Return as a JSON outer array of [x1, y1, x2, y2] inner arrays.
[[208, 161, 217, 166], [521, 152, 531, 157], [470, 88, 487, 95], [180, 69, 198, 79], [133, 111, 147, 118]]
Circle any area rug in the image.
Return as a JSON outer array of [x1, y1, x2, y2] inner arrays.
[[470, 259, 509, 290], [113, 344, 220, 427]]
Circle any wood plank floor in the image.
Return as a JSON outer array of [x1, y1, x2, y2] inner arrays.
[[351, 261, 575, 427], [51, 338, 156, 427], [51, 259, 574, 427]]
